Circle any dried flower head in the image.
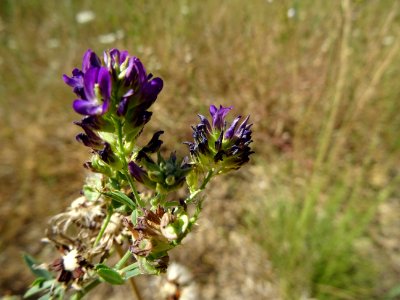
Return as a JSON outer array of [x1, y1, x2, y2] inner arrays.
[[51, 248, 92, 286], [46, 196, 104, 240]]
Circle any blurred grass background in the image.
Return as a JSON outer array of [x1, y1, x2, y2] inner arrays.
[[1, 0, 400, 299]]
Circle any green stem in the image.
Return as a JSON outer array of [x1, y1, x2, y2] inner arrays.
[[114, 117, 144, 207], [93, 208, 112, 247], [124, 169, 144, 207], [115, 250, 132, 270], [186, 169, 214, 203], [200, 169, 214, 189], [71, 279, 101, 300], [119, 262, 140, 274], [115, 244, 142, 300]]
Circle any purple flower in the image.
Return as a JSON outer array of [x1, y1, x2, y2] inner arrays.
[[65, 48, 163, 118], [97, 142, 116, 164], [72, 67, 111, 116], [65, 48, 165, 172], [209, 105, 232, 130], [74, 119, 102, 149], [82, 49, 101, 72], [186, 105, 254, 172], [128, 161, 148, 184], [63, 49, 102, 98], [103, 48, 164, 116], [137, 131, 164, 161], [128, 161, 157, 190], [63, 68, 85, 98]]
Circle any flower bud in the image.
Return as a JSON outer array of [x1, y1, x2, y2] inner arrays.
[[134, 152, 192, 193]]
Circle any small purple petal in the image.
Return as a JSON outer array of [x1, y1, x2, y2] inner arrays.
[[198, 114, 212, 132], [130, 111, 152, 128], [239, 115, 249, 128], [73, 99, 103, 115], [120, 50, 129, 64], [225, 116, 241, 139], [133, 57, 147, 84], [141, 131, 164, 154], [97, 143, 115, 164], [124, 57, 135, 82], [82, 49, 101, 72], [140, 77, 163, 110], [98, 67, 111, 100], [210, 105, 232, 129], [76, 132, 103, 149], [109, 48, 120, 63], [78, 116, 104, 130], [117, 98, 129, 116], [209, 105, 217, 116], [103, 51, 109, 66], [83, 68, 100, 101], [63, 69, 85, 97], [63, 68, 83, 87], [215, 131, 224, 151], [101, 98, 110, 115], [146, 77, 163, 96], [128, 161, 146, 183]]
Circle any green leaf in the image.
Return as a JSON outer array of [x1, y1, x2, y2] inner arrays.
[[103, 191, 136, 210], [164, 201, 180, 208], [23, 254, 52, 280], [95, 263, 125, 285], [38, 294, 51, 300], [124, 267, 141, 279], [82, 186, 101, 202], [121, 262, 139, 272], [23, 279, 55, 298], [131, 209, 138, 226]]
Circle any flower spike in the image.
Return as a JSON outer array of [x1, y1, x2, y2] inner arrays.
[[186, 105, 254, 173]]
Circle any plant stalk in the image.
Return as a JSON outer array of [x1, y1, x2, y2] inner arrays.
[[115, 244, 143, 300]]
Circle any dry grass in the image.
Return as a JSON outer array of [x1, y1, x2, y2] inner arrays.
[[0, 0, 399, 298]]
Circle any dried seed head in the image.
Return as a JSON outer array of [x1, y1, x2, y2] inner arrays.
[[63, 249, 80, 271]]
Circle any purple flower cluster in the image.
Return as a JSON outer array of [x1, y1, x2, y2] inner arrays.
[[186, 105, 254, 172], [63, 49, 253, 180], [63, 49, 164, 172], [63, 49, 163, 117]]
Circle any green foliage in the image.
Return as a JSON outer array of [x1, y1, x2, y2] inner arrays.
[[24, 278, 55, 299], [247, 163, 389, 299], [95, 264, 125, 285], [103, 190, 137, 210], [23, 254, 52, 280]]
